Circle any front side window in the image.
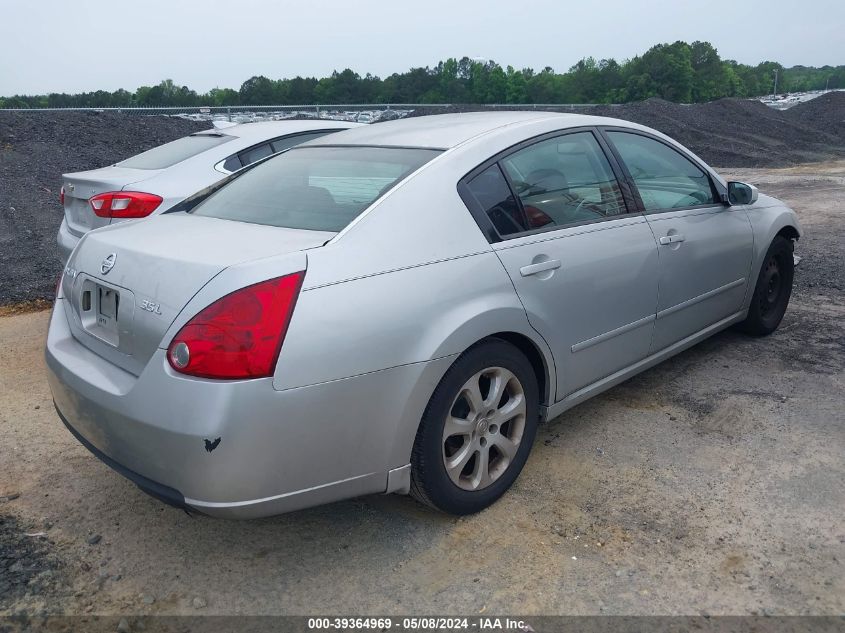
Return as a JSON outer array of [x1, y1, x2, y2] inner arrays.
[[499, 131, 628, 229], [606, 131, 716, 211], [191, 146, 440, 232], [118, 134, 232, 170]]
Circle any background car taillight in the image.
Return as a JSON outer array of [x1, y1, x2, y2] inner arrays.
[[89, 191, 163, 219], [167, 272, 305, 380]]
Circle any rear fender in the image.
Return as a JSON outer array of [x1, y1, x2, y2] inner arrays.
[[272, 252, 556, 470], [273, 251, 553, 392], [383, 300, 557, 472]]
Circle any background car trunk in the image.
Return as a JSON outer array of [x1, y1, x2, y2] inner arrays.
[[62, 167, 160, 237], [61, 213, 334, 376]]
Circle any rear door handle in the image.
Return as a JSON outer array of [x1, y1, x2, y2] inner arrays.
[[658, 234, 686, 245], [520, 259, 562, 277]]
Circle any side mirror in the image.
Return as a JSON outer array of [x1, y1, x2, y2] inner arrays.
[[727, 181, 759, 206]]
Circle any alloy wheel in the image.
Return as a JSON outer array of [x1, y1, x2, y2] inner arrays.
[[441, 367, 527, 491]]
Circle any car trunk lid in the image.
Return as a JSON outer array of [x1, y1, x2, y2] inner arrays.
[[62, 167, 160, 237], [62, 213, 333, 376]]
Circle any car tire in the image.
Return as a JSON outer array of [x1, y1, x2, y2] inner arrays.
[[739, 236, 794, 336], [410, 338, 539, 515]]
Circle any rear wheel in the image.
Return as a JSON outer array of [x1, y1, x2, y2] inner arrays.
[[740, 236, 794, 336], [410, 339, 539, 515]]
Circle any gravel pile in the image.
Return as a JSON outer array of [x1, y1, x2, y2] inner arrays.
[[1, 97, 844, 305], [0, 112, 207, 304], [410, 97, 845, 167], [785, 91, 845, 141]]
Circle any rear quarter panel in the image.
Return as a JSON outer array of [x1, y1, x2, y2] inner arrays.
[[275, 141, 559, 393], [275, 251, 553, 472], [269, 145, 560, 468]]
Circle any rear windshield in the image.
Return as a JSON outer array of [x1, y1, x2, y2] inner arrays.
[[118, 134, 233, 169], [189, 146, 441, 232]]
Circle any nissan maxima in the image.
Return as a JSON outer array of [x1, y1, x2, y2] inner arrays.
[[46, 112, 801, 518], [57, 120, 359, 262]]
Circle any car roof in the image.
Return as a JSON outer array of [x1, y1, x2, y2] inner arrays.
[[303, 111, 643, 150], [198, 119, 361, 140]]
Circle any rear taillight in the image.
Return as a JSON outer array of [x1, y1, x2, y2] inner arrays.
[[89, 191, 162, 219], [167, 272, 305, 380], [60, 186, 65, 207]]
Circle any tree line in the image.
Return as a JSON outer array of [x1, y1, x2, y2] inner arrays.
[[2, 41, 843, 109]]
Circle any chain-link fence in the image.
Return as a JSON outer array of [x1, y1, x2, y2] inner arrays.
[[0, 103, 612, 123]]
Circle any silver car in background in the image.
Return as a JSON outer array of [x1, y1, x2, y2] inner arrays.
[[47, 113, 801, 518], [57, 120, 358, 262]]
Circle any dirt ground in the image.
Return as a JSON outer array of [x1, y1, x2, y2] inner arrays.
[[0, 163, 842, 617]]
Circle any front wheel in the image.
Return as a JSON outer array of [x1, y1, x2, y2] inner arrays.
[[740, 236, 795, 336], [410, 339, 539, 515]]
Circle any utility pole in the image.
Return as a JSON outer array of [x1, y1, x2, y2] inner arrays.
[[772, 69, 779, 97]]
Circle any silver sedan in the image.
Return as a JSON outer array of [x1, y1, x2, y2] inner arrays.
[[57, 120, 357, 262], [46, 112, 801, 518]]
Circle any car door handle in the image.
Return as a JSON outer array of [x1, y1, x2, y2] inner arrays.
[[658, 234, 686, 245], [519, 259, 562, 277]]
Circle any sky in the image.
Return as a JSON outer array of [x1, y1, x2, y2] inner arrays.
[[1, 0, 843, 95]]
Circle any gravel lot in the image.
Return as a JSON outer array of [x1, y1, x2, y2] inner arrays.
[[0, 161, 842, 617]]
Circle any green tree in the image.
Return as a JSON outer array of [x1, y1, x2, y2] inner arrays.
[[5, 41, 841, 108], [628, 42, 695, 102], [239, 76, 275, 104], [505, 66, 527, 103]]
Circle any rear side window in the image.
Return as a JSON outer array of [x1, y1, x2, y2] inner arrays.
[[464, 165, 526, 236], [118, 134, 232, 170], [219, 131, 342, 173], [500, 131, 627, 228], [606, 131, 716, 211], [271, 130, 335, 153], [239, 143, 273, 166], [221, 155, 242, 172], [190, 146, 440, 232]]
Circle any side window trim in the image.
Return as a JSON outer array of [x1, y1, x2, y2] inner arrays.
[[597, 127, 727, 214], [592, 130, 641, 215], [496, 159, 533, 232], [458, 126, 636, 243]]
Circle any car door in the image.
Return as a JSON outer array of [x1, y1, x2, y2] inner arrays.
[[603, 130, 754, 353], [460, 129, 660, 401]]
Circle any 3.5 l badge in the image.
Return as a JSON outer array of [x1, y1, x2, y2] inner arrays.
[[139, 299, 162, 315]]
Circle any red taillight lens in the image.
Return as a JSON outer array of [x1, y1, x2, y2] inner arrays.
[[167, 272, 305, 380], [89, 191, 163, 219], [60, 186, 65, 207]]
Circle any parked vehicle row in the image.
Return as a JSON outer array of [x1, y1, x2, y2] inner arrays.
[[48, 112, 800, 518]]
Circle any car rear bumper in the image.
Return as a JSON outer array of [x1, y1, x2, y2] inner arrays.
[[55, 404, 189, 510], [46, 298, 452, 518], [57, 217, 81, 264]]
